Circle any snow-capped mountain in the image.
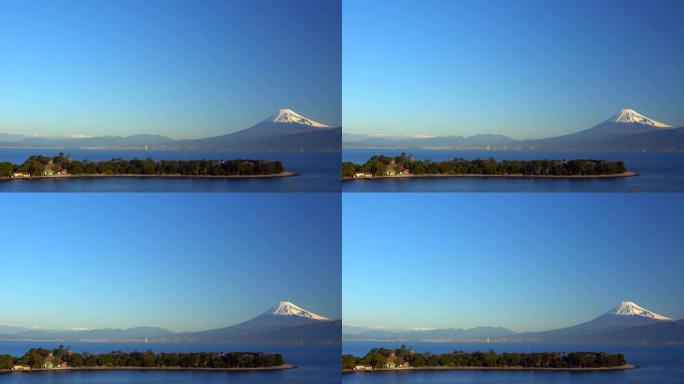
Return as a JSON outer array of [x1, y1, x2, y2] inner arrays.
[[223, 108, 331, 139], [611, 108, 671, 127], [163, 301, 339, 343], [269, 109, 329, 128], [612, 301, 671, 320], [538, 108, 672, 143], [512, 108, 679, 150], [503, 301, 677, 343], [175, 108, 340, 151], [548, 300, 671, 333], [268, 301, 330, 320]]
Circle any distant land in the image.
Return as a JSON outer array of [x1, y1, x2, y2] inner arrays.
[[0, 301, 340, 344], [344, 301, 683, 344], [0, 109, 341, 152], [344, 109, 684, 151]]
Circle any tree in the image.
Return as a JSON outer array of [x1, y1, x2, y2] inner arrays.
[[342, 162, 356, 178], [0, 162, 13, 177], [342, 354, 356, 369], [0, 354, 14, 369]]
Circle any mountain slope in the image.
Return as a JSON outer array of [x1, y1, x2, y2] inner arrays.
[[584, 126, 684, 151], [507, 301, 675, 343], [517, 108, 673, 150], [598, 319, 684, 343], [163, 301, 336, 343], [243, 126, 341, 151], [232, 320, 341, 344], [177, 109, 335, 150]]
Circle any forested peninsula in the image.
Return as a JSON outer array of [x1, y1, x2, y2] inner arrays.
[[342, 153, 633, 179], [0, 153, 291, 180], [343, 346, 633, 373], [1, 346, 291, 373]]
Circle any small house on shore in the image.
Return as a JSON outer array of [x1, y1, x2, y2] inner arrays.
[[42, 162, 58, 176], [11, 365, 31, 371], [11, 172, 31, 178], [353, 172, 372, 178], [354, 365, 373, 371]]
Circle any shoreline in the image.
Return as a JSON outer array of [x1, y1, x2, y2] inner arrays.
[[343, 364, 636, 373], [343, 171, 637, 181], [0, 364, 295, 374], [0, 171, 296, 182]]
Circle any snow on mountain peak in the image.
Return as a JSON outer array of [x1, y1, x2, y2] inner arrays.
[[611, 301, 671, 320], [610, 108, 671, 128], [268, 108, 329, 128], [266, 301, 329, 320]]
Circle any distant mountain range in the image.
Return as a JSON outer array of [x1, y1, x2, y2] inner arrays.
[[0, 109, 340, 152], [343, 325, 516, 341], [344, 301, 683, 344], [0, 301, 340, 344], [344, 109, 684, 151]]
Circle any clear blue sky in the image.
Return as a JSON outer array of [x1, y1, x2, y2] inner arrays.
[[0, 193, 341, 331], [343, 193, 684, 332], [0, 0, 341, 139], [343, 0, 684, 139]]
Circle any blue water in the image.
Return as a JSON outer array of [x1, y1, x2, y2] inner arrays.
[[342, 149, 684, 192], [0, 341, 339, 384], [342, 341, 684, 384], [0, 149, 340, 192]]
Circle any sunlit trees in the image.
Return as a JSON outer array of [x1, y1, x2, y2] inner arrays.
[[344, 155, 627, 177], [344, 346, 627, 369]]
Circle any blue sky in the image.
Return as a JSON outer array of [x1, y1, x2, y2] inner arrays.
[[343, 193, 684, 332], [343, 0, 684, 139], [0, 0, 341, 139], [0, 193, 341, 331]]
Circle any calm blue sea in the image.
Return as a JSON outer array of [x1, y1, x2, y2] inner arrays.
[[0, 341, 339, 384], [0, 149, 340, 192], [343, 149, 684, 192], [342, 341, 684, 384]]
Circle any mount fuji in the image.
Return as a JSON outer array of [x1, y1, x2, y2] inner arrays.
[[503, 301, 681, 343], [157, 301, 340, 344], [174, 109, 340, 151], [516, 108, 677, 150]]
